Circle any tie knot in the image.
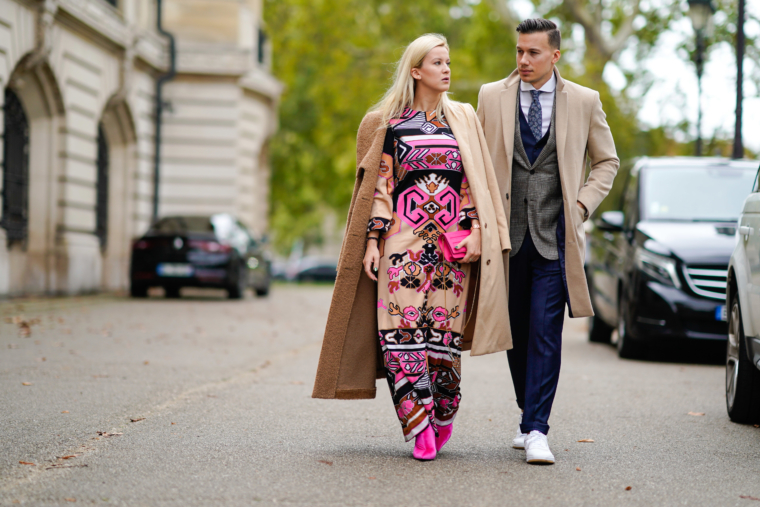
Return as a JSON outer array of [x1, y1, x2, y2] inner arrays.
[[531, 90, 542, 100]]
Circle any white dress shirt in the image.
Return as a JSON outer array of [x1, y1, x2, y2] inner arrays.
[[519, 73, 556, 138]]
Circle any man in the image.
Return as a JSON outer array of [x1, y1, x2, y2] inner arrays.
[[476, 18, 619, 464]]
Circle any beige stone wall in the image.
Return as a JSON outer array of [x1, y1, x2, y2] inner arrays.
[[0, 0, 279, 296]]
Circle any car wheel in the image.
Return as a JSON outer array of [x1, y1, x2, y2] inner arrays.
[[228, 269, 246, 300], [617, 292, 645, 359], [726, 298, 760, 424], [165, 287, 181, 299], [589, 314, 613, 343], [255, 285, 270, 297], [130, 283, 148, 298]]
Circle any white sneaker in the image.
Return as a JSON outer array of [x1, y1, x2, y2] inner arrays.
[[524, 430, 555, 464], [512, 413, 527, 450]]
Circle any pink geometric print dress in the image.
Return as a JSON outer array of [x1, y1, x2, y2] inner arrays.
[[367, 108, 478, 441]]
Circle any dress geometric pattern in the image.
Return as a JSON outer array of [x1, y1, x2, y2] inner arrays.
[[368, 108, 478, 441]]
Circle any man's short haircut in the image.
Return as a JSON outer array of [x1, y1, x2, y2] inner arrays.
[[516, 18, 561, 50]]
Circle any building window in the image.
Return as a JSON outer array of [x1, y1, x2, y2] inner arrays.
[[96, 124, 109, 250], [258, 28, 267, 65], [1, 88, 30, 248]]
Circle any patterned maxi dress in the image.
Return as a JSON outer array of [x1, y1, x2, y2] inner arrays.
[[367, 108, 479, 441]]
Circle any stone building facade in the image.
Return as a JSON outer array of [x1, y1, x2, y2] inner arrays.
[[0, 0, 280, 296]]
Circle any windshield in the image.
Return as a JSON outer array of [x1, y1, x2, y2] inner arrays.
[[641, 166, 756, 222], [149, 216, 214, 234]]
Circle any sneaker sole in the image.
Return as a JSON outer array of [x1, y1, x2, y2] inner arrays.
[[526, 458, 555, 464], [512, 444, 525, 450]]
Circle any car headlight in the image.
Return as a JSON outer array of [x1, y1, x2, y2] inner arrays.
[[247, 257, 260, 269], [635, 247, 681, 289]]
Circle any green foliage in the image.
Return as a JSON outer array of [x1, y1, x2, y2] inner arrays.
[[265, 0, 518, 252], [265, 0, 756, 251]]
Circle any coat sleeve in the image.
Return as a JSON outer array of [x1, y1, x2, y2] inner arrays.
[[577, 92, 620, 217], [470, 105, 510, 253], [367, 128, 395, 233]]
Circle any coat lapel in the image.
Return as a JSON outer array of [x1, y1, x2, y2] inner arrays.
[[553, 68, 568, 178], [499, 71, 520, 171]]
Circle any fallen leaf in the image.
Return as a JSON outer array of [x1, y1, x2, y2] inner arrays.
[[625, 486, 632, 491], [577, 439, 594, 443], [171, 422, 176, 425], [754, 425, 759, 428], [65, 498, 76, 502], [740, 495, 760, 501], [61, 411, 69, 414], [143, 360, 149, 365], [96, 431, 123, 438], [368, 477, 376, 479], [687, 412, 705, 416], [21, 382, 32, 386], [576, 467, 581, 471], [60, 455, 79, 460], [36, 357, 46, 362], [19, 461, 35, 465], [318, 460, 333, 466], [130, 418, 145, 423], [46, 464, 88, 470]]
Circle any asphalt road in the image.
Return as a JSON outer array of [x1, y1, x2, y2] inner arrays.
[[1, 285, 758, 506]]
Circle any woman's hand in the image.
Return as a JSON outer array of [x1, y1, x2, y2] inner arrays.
[[456, 228, 481, 263], [363, 238, 380, 281]]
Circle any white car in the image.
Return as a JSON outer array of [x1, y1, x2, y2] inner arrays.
[[726, 165, 760, 423]]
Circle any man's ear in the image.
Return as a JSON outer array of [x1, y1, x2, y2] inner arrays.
[[553, 50, 561, 65]]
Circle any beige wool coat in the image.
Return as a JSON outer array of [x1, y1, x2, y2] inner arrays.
[[476, 68, 620, 318], [312, 103, 512, 400]]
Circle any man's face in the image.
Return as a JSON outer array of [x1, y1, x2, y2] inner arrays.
[[516, 32, 561, 87]]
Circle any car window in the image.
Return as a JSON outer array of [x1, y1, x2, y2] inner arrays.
[[754, 167, 760, 193], [623, 171, 639, 231], [641, 166, 756, 221], [149, 217, 213, 234]]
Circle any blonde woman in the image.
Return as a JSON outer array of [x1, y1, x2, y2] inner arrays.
[[313, 34, 513, 461]]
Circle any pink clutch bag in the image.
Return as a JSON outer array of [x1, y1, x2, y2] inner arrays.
[[438, 230, 471, 262]]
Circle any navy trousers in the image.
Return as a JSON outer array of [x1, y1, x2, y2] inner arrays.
[[507, 229, 566, 435]]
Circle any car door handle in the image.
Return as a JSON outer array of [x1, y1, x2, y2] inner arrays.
[[739, 226, 754, 237]]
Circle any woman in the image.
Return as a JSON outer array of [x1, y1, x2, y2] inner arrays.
[[312, 34, 513, 461]]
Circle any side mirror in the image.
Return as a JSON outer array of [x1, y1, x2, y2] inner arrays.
[[597, 211, 624, 231]]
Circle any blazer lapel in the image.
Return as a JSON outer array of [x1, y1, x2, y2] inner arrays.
[[500, 70, 520, 170]]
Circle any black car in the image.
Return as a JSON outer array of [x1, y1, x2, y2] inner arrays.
[[586, 157, 758, 358], [130, 214, 271, 299]]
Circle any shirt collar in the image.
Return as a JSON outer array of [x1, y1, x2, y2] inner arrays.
[[520, 72, 557, 93]]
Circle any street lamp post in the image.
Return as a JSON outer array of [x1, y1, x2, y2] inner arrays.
[[687, 0, 715, 157], [733, 0, 745, 159]]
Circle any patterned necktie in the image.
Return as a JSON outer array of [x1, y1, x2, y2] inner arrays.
[[528, 90, 543, 140]]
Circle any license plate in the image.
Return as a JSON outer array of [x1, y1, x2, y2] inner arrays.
[[157, 263, 194, 277], [715, 305, 727, 322]]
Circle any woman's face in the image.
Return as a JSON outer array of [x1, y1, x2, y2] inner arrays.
[[411, 46, 451, 94]]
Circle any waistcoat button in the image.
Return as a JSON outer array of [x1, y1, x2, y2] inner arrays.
[[524, 198, 528, 204], [506, 193, 509, 200], [530, 169, 535, 175]]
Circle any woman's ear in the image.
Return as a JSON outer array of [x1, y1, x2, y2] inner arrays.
[[410, 67, 421, 81]]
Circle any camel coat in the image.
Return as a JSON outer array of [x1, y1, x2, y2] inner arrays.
[[476, 68, 620, 317], [312, 103, 512, 400]]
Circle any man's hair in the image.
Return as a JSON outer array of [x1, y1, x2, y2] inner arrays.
[[516, 18, 561, 50]]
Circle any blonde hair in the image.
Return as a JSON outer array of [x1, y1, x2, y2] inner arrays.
[[373, 33, 461, 127]]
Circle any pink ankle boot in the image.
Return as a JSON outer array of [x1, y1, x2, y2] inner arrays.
[[412, 424, 437, 461], [435, 424, 453, 451]]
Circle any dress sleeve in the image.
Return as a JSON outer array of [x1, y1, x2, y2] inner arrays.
[[458, 172, 479, 229], [367, 127, 395, 234]]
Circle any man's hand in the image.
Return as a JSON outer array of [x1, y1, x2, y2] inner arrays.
[[576, 201, 588, 222], [456, 228, 482, 263]]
